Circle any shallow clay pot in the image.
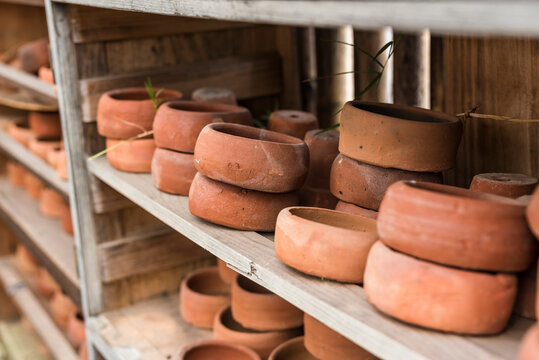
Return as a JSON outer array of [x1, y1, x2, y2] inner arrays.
[[339, 101, 462, 172], [15, 245, 38, 276], [38, 66, 54, 84], [176, 339, 261, 360], [28, 111, 62, 140], [50, 291, 78, 329], [61, 204, 74, 235], [151, 147, 197, 195], [180, 267, 231, 328], [231, 275, 303, 331], [334, 200, 377, 219], [275, 207, 377, 283], [267, 110, 318, 139], [330, 153, 442, 210], [35, 267, 61, 299], [67, 312, 86, 348], [298, 186, 338, 209], [56, 149, 68, 180], [17, 38, 49, 73], [97, 87, 182, 139], [189, 173, 299, 231], [470, 173, 538, 199], [378, 181, 537, 272], [303, 129, 339, 189], [304, 314, 375, 360], [29, 138, 62, 161], [213, 306, 301, 359], [192, 87, 237, 105], [268, 336, 315, 360], [25, 173, 44, 199], [519, 324, 539, 360], [527, 188, 539, 239], [514, 272, 536, 319], [105, 137, 155, 173], [194, 123, 309, 193], [8, 121, 33, 147], [7, 162, 26, 187], [39, 188, 68, 218], [217, 259, 236, 285], [364, 241, 517, 334]]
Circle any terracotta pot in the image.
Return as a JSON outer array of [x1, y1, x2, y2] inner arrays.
[[39, 188, 68, 218], [339, 101, 462, 171], [514, 272, 536, 319], [38, 66, 54, 84], [28, 111, 61, 140], [106, 137, 155, 173], [29, 138, 61, 161], [519, 324, 539, 360], [151, 147, 197, 195], [189, 173, 299, 231], [67, 312, 86, 348], [25, 173, 44, 199], [330, 153, 442, 210], [17, 38, 49, 73], [470, 173, 538, 199], [79, 342, 88, 360], [364, 241, 517, 334], [8, 121, 33, 147], [218, 259, 236, 285], [527, 188, 539, 239], [298, 186, 338, 209], [267, 110, 318, 139], [50, 291, 78, 329], [35, 267, 61, 299], [61, 204, 74, 235], [335, 200, 377, 219], [231, 275, 303, 331], [46, 146, 62, 168], [213, 306, 301, 359], [176, 339, 260, 360], [14, 245, 38, 276], [275, 207, 377, 283], [56, 149, 68, 180], [194, 123, 309, 193], [192, 87, 237, 105], [303, 129, 339, 189], [304, 314, 375, 360], [378, 181, 537, 272], [180, 267, 231, 328], [97, 87, 182, 139], [7, 162, 26, 187], [268, 337, 315, 360]]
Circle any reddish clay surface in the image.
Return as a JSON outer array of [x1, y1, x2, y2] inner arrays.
[[339, 101, 462, 171], [335, 200, 378, 219], [268, 336, 315, 360], [275, 207, 378, 283], [298, 186, 338, 209], [29, 138, 61, 161], [35, 267, 60, 299], [470, 173, 538, 199], [106, 138, 155, 173], [192, 87, 237, 105], [79, 342, 88, 360], [151, 147, 197, 195], [527, 188, 539, 239], [378, 181, 537, 272], [189, 173, 299, 231], [46, 146, 61, 168], [514, 272, 536, 320], [217, 259, 237, 285], [176, 339, 261, 360], [15, 245, 38, 276], [7, 162, 26, 187], [25, 173, 44, 199], [194, 123, 309, 193], [38, 66, 54, 84], [330, 153, 442, 210], [56, 149, 68, 180], [364, 242, 517, 334], [50, 291, 78, 329], [67, 312, 86, 347], [61, 204, 74, 235], [39, 188, 67, 218], [518, 324, 539, 360], [8, 121, 33, 147], [267, 110, 318, 139], [17, 38, 49, 73], [303, 129, 339, 189], [28, 111, 61, 140]]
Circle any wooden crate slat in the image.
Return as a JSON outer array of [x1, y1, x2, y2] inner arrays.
[[0, 63, 57, 102]]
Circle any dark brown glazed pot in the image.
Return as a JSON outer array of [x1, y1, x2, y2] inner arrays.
[[97, 87, 182, 139], [106, 138, 155, 173], [153, 100, 252, 153], [194, 123, 309, 193], [28, 111, 62, 140], [303, 129, 339, 189], [298, 186, 338, 209], [275, 207, 378, 283], [470, 173, 538, 199], [378, 181, 537, 272], [335, 200, 377, 219], [217, 259, 237, 285], [364, 241, 517, 334], [151, 147, 197, 195], [519, 324, 539, 360], [192, 87, 237, 105], [527, 188, 539, 239], [189, 173, 299, 231], [330, 153, 442, 210], [175, 339, 261, 360], [8, 121, 33, 147], [267, 110, 318, 139], [29, 138, 61, 161], [339, 101, 462, 171], [268, 337, 315, 360], [7, 162, 26, 187], [17, 38, 49, 73]]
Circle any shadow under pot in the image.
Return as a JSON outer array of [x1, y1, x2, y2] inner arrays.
[[191, 87, 237, 106], [175, 339, 261, 360], [335, 200, 377, 219], [194, 123, 309, 193], [339, 101, 462, 172], [267, 110, 318, 140], [364, 241, 517, 334], [29, 111, 62, 140], [97, 87, 183, 139], [378, 181, 537, 272], [518, 324, 539, 359], [214, 306, 301, 359], [8, 121, 33, 147], [268, 336, 316, 360], [275, 207, 377, 283], [188, 173, 299, 232], [528, 188, 539, 238], [470, 173, 538, 199], [217, 259, 237, 285], [105, 137, 155, 173], [151, 147, 197, 195], [303, 129, 339, 189], [153, 100, 252, 153]]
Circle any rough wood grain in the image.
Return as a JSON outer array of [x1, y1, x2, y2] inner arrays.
[[0, 3, 47, 53]]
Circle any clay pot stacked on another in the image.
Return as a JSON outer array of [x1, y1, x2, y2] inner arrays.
[[190, 123, 308, 231]]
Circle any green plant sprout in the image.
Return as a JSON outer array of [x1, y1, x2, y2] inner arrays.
[[144, 77, 167, 111]]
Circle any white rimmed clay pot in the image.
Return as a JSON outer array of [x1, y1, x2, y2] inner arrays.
[[518, 324, 539, 360], [217, 259, 236, 285], [335, 200, 377, 219], [151, 147, 197, 195], [275, 207, 377, 283], [192, 87, 237, 105], [175, 339, 261, 360], [268, 336, 316, 360], [106, 137, 155, 173], [303, 129, 339, 189], [267, 110, 318, 139], [470, 173, 538, 199]]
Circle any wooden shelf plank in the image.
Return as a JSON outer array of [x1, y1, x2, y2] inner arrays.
[[0, 178, 80, 305], [87, 156, 532, 360], [0, 257, 78, 360], [0, 63, 57, 103], [0, 0, 44, 6]]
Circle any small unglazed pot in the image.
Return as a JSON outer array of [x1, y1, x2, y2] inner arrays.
[[105, 137, 155, 173], [29, 111, 62, 140], [335, 200, 377, 219], [180, 267, 231, 328], [217, 259, 236, 285], [378, 181, 537, 272], [175, 339, 261, 360], [364, 241, 517, 334], [518, 324, 539, 360], [298, 186, 338, 209], [194, 123, 309, 193], [8, 121, 33, 147], [67, 312, 86, 348], [151, 147, 197, 195], [7, 162, 26, 187], [46, 146, 62, 168], [470, 173, 538, 199], [268, 336, 315, 360], [39, 188, 68, 218], [25, 172, 44, 199], [303, 129, 339, 189], [50, 291, 78, 329], [189, 173, 299, 231], [61, 204, 74, 235], [29, 138, 62, 161], [231, 275, 303, 331], [192, 87, 237, 105], [527, 188, 539, 239], [339, 101, 462, 172], [267, 110, 318, 140], [14, 245, 38, 276], [38, 66, 54, 84], [56, 149, 68, 180], [97, 87, 182, 139], [35, 267, 61, 299]]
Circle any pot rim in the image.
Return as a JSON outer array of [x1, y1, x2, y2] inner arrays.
[[181, 267, 230, 298], [164, 99, 248, 115], [104, 87, 182, 102], [280, 206, 377, 233], [177, 339, 261, 360], [205, 123, 305, 146]]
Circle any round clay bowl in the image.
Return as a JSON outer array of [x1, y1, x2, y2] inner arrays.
[[39, 188, 68, 218], [378, 181, 537, 272], [46, 146, 62, 168], [231, 275, 303, 331], [180, 267, 231, 328], [35, 267, 60, 299], [514, 273, 536, 319], [189, 173, 299, 231], [275, 207, 377, 283], [29, 138, 62, 161], [303, 129, 339, 189], [56, 149, 68, 180], [154, 100, 252, 153], [527, 188, 539, 239], [470, 173, 538, 199], [364, 241, 517, 334], [298, 186, 338, 209], [335, 200, 377, 219], [267, 110, 318, 139], [194, 123, 309, 193], [61, 204, 74, 235], [268, 336, 315, 360], [7, 162, 26, 187], [105, 137, 155, 173], [214, 306, 301, 359], [304, 314, 375, 360], [97, 87, 183, 139], [50, 291, 78, 329], [192, 87, 237, 105], [176, 339, 260, 360], [519, 324, 539, 360], [151, 147, 197, 195], [25, 173, 44, 199], [17, 38, 49, 73], [67, 312, 86, 347], [15, 245, 38, 276], [217, 259, 236, 285], [339, 101, 462, 172], [330, 153, 442, 210], [8, 121, 33, 147], [28, 111, 62, 140], [38, 66, 54, 84]]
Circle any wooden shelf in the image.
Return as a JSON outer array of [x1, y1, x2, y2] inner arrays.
[[87, 156, 532, 360], [0, 257, 78, 360], [0, 178, 80, 305], [0, 63, 56, 103], [0, 0, 44, 6]]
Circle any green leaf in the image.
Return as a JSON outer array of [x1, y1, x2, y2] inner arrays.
[[253, 117, 266, 129], [323, 39, 383, 67], [356, 72, 382, 99], [374, 40, 393, 59], [155, 88, 163, 98], [315, 122, 340, 135]]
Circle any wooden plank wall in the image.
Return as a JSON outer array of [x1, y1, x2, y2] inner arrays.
[[0, 3, 48, 53]]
